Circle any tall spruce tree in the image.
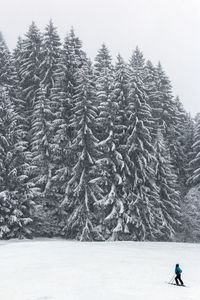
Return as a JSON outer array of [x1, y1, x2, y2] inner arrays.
[[145, 62, 186, 195], [123, 48, 160, 241], [144, 60, 161, 140], [112, 54, 129, 150], [51, 27, 87, 165], [154, 63, 178, 149], [40, 20, 61, 97], [182, 115, 199, 242], [173, 96, 190, 193], [31, 85, 54, 193], [0, 32, 13, 87], [0, 33, 34, 238], [19, 22, 42, 122], [101, 54, 130, 240], [15, 23, 44, 234], [0, 32, 22, 110], [60, 63, 103, 241], [13, 37, 23, 78], [32, 20, 61, 222], [154, 129, 181, 240], [30, 85, 59, 235], [155, 62, 175, 130], [50, 29, 87, 230], [187, 113, 200, 187], [184, 114, 195, 187], [94, 45, 125, 241], [0, 87, 33, 239], [96, 54, 132, 240], [182, 184, 200, 242]]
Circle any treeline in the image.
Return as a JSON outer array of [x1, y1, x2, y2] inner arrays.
[[0, 21, 199, 242]]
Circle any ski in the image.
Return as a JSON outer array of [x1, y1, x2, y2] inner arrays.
[[168, 283, 186, 287]]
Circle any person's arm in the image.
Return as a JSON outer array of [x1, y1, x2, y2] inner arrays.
[[178, 267, 182, 273]]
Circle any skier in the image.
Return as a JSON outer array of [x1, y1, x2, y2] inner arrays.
[[175, 264, 184, 286]]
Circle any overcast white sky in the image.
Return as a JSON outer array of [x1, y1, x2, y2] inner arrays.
[[1, 0, 200, 115]]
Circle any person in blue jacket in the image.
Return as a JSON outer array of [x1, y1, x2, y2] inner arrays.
[[175, 264, 184, 286]]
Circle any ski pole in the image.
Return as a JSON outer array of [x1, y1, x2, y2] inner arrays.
[[168, 275, 175, 284]]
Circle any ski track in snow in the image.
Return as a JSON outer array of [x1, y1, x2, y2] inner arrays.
[[0, 239, 200, 300]]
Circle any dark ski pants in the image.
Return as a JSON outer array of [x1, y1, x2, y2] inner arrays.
[[175, 274, 184, 285]]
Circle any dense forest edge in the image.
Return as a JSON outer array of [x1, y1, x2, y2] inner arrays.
[[0, 21, 199, 242]]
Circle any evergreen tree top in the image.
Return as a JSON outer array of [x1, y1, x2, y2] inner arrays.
[[94, 44, 113, 73], [44, 19, 60, 42], [175, 96, 186, 116], [25, 22, 41, 41], [116, 53, 125, 65], [130, 46, 145, 73], [146, 60, 155, 70], [156, 62, 173, 94], [64, 27, 83, 51], [114, 54, 128, 85], [0, 32, 8, 49], [13, 36, 23, 55], [144, 60, 157, 86]]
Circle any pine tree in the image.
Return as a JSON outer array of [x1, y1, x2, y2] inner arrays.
[[13, 37, 23, 80], [145, 62, 187, 195], [31, 85, 54, 193], [19, 22, 42, 121], [179, 114, 195, 242], [0, 32, 13, 87], [184, 114, 195, 187], [94, 43, 113, 152], [149, 63, 186, 190], [154, 63, 178, 146], [12, 36, 27, 116], [51, 27, 87, 167], [112, 55, 129, 148], [30, 21, 62, 234], [0, 87, 33, 239], [50, 29, 87, 231], [144, 60, 161, 140], [182, 185, 200, 242], [60, 63, 103, 241], [154, 129, 181, 240], [187, 113, 200, 187], [155, 62, 175, 129], [0, 32, 22, 111], [40, 20, 61, 97], [56, 27, 86, 106], [96, 54, 130, 240], [0, 34, 34, 238], [129, 46, 145, 78], [94, 45, 125, 240], [30, 85, 60, 235], [124, 48, 160, 241], [173, 96, 190, 193], [17, 22, 43, 175], [0, 32, 7, 47], [14, 23, 44, 235]]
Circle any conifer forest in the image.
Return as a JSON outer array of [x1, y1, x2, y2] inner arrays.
[[0, 21, 199, 242]]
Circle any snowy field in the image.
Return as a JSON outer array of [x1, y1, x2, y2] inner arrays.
[[0, 239, 200, 300]]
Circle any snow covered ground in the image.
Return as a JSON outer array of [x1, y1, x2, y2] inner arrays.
[[0, 239, 199, 300]]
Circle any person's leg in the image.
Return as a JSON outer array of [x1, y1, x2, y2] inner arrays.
[[175, 275, 179, 285], [178, 275, 184, 285]]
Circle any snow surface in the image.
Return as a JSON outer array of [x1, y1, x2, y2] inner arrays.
[[0, 239, 200, 300]]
